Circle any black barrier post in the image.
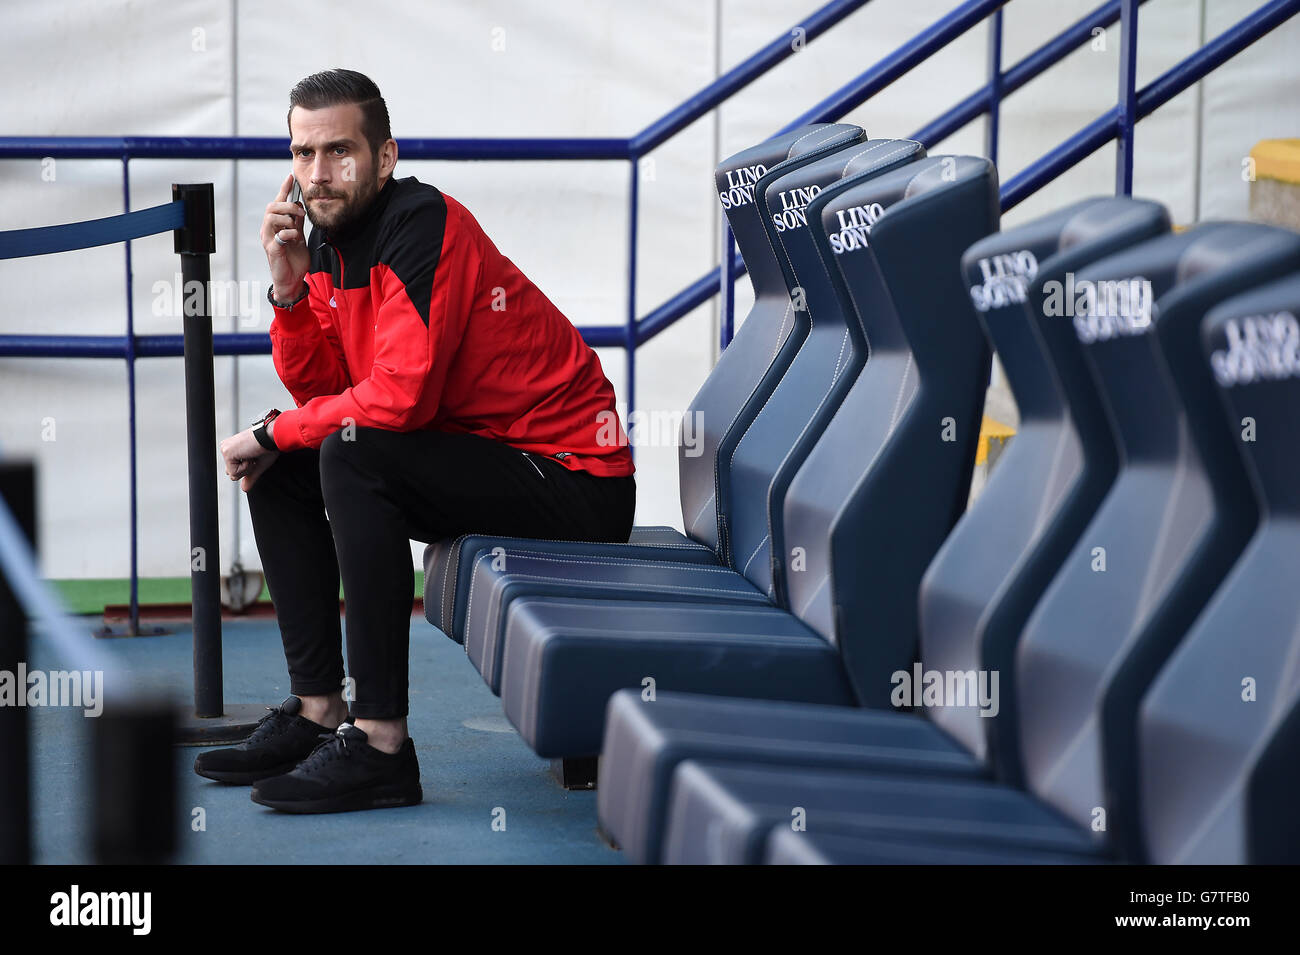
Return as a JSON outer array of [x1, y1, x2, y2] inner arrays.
[[172, 184, 263, 742], [0, 461, 35, 864], [175, 183, 222, 720]]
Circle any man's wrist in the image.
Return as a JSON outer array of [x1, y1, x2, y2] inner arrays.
[[270, 280, 310, 308], [251, 408, 282, 451]]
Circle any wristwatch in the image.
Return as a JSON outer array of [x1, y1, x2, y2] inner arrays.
[[250, 408, 281, 451], [267, 281, 310, 311]]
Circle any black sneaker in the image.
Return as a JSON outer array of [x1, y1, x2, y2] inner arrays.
[[250, 723, 422, 814], [193, 696, 339, 784]]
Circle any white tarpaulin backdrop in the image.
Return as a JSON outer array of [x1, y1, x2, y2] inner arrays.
[[0, 0, 1296, 579]]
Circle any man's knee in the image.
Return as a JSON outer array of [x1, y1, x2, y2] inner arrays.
[[247, 447, 312, 501]]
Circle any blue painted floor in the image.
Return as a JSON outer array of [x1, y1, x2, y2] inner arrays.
[[26, 614, 624, 865]]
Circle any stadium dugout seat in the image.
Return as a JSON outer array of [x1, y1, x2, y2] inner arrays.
[[762, 826, 1098, 865], [599, 195, 1172, 863], [743, 270, 1300, 867], [460, 139, 929, 689], [495, 155, 999, 757], [652, 222, 1300, 864], [423, 123, 868, 642], [1139, 272, 1300, 864]]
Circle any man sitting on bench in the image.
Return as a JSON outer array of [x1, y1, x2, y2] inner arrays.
[[196, 68, 635, 814]]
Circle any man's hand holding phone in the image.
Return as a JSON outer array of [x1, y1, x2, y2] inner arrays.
[[262, 173, 309, 303]]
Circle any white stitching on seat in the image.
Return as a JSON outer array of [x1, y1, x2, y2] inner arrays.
[[689, 489, 717, 530], [742, 533, 771, 577], [840, 140, 919, 177], [471, 551, 746, 572], [785, 125, 842, 159], [889, 354, 914, 429], [507, 599, 790, 621], [462, 550, 757, 647], [463, 561, 768, 648], [437, 530, 713, 633]]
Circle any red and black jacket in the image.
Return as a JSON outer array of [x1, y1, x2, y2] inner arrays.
[[268, 175, 634, 478]]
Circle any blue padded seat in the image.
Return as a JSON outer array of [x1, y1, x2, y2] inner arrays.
[[424, 124, 867, 642], [597, 196, 1170, 864], [923, 197, 1169, 772], [424, 527, 714, 642], [497, 602, 859, 759], [661, 761, 1103, 865], [763, 827, 1097, 865], [498, 156, 1000, 757], [1137, 273, 1300, 864], [654, 223, 1300, 865], [462, 552, 775, 691], [462, 141, 930, 687], [1013, 223, 1300, 858], [598, 689, 981, 862]]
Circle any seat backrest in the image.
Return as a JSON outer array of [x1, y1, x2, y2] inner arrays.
[[681, 123, 866, 551], [717, 139, 927, 595], [920, 197, 1170, 769], [782, 156, 998, 706], [1138, 272, 1300, 864], [1013, 223, 1300, 858]]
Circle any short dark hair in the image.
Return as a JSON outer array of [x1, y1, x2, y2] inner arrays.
[[287, 69, 391, 157]]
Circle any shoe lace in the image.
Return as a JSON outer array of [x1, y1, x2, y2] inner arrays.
[[243, 704, 291, 746], [296, 729, 353, 773]]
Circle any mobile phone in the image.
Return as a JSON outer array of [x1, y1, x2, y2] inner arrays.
[[289, 176, 303, 207]]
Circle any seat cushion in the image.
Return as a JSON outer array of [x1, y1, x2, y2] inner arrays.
[[661, 761, 1107, 864], [463, 550, 771, 693], [598, 689, 983, 864], [423, 525, 718, 641], [496, 597, 858, 758], [763, 827, 1103, 864]]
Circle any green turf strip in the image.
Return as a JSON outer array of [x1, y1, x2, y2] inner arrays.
[[48, 573, 426, 616]]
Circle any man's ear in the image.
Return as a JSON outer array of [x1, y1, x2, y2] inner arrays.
[[379, 138, 398, 179]]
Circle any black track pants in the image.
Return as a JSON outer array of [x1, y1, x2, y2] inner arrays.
[[245, 426, 636, 718]]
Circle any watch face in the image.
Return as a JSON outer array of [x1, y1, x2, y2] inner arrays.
[[251, 408, 275, 429]]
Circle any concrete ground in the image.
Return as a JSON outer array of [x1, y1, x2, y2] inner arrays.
[[25, 614, 624, 865]]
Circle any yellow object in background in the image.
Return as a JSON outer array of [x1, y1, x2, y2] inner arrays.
[[1251, 139, 1300, 184], [1249, 140, 1300, 231], [976, 415, 1016, 467]]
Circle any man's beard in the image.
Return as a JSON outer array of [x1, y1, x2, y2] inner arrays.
[[305, 174, 380, 238]]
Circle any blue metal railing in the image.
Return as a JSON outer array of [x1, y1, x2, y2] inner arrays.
[[1, 0, 1297, 628]]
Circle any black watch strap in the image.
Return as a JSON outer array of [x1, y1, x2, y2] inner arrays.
[[252, 410, 281, 451]]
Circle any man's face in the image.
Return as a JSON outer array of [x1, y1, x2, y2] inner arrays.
[[289, 103, 388, 236]]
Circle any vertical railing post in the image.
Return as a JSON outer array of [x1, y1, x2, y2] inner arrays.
[[123, 156, 141, 636], [173, 183, 222, 719], [1116, 0, 1140, 194], [985, 8, 1003, 166], [0, 460, 35, 865], [98, 155, 164, 638], [720, 222, 737, 351], [626, 159, 639, 459]]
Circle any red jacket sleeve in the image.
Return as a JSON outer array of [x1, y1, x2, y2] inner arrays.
[[270, 200, 478, 452], [268, 275, 352, 405]]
